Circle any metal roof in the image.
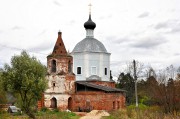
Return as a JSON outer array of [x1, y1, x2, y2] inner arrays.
[[72, 37, 108, 53], [86, 75, 101, 81], [76, 81, 126, 92]]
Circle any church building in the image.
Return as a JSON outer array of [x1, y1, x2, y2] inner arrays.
[[38, 11, 126, 111]]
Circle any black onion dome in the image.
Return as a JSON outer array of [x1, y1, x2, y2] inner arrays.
[[84, 15, 96, 30]]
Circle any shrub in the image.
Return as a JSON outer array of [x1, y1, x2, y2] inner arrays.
[[52, 108, 59, 112], [40, 107, 49, 112], [13, 111, 22, 116], [128, 103, 148, 110]]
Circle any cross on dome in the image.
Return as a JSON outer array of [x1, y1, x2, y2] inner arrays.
[[88, 3, 92, 15]]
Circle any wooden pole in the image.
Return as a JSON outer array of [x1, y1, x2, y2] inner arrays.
[[133, 60, 138, 107]]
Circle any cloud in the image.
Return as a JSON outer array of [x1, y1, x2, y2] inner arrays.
[[174, 53, 180, 56], [99, 14, 113, 20], [53, 0, 61, 6], [106, 36, 134, 45], [69, 20, 76, 25], [154, 20, 180, 33], [111, 61, 124, 67], [27, 43, 53, 54], [138, 12, 149, 18], [37, 30, 46, 36], [155, 22, 168, 29], [11, 26, 23, 30], [131, 36, 167, 49], [170, 26, 180, 33], [0, 60, 4, 68]]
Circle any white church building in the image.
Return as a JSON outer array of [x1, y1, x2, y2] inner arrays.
[[71, 14, 111, 82]]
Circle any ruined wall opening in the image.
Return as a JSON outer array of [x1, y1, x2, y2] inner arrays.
[[113, 101, 115, 109], [50, 97, 57, 108], [85, 100, 91, 112], [68, 60, 72, 73], [117, 101, 120, 109], [68, 97, 73, 111], [51, 60, 56, 73]]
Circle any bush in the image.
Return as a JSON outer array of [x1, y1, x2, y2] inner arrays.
[[128, 103, 148, 110], [40, 107, 49, 112], [52, 108, 59, 112], [13, 111, 22, 116], [0, 109, 6, 114]]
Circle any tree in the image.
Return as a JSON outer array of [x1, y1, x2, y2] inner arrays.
[[146, 65, 180, 113], [125, 60, 144, 78], [2, 51, 47, 118], [138, 76, 159, 106], [117, 60, 144, 105], [0, 69, 7, 105], [117, 72, 135, 105]]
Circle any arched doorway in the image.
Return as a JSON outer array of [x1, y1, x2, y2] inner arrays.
[[68, 97, 73, 111], [50, 97, 57, 108]]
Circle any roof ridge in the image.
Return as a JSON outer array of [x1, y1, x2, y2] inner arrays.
[[76, 81, 126, 92]]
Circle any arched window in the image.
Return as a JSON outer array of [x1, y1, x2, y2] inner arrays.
[[117, 101, 120, 109], [105, 68, 107, 75], [68, 61, 72, 73], [77, 67, 81, 74], [113, 101, 115, 109], [51, 60, 56, 73]]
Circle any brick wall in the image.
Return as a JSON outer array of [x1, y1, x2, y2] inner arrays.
[[88, 81, 116, 88], [70, 91, 125, 111]]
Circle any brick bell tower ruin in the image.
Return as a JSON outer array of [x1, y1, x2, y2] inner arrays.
[[43, 31, 75, 110]]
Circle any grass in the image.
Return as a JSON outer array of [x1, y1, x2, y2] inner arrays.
[[102, 105, 180, 119], [0, 108, 80, 119], [1, 106, 180, 119]]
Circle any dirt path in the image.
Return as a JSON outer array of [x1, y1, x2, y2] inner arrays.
[[80, 115, 102, 119], [79, 110, 109, 119]]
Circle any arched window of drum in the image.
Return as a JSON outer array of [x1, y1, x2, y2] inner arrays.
[[51, 60, 56, 73], [105, 68, 107, 75], [68, 61, 71, 73]]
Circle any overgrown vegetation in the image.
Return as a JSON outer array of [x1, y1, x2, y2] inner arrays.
[[102, 106, 180, 119], [116, 63, 180, 114]]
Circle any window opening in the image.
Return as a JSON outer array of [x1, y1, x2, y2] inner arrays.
[[68, 61, 72, 73], [77, 67, 81, 74], [105, 68, 107, 75], [51, 60, 56, 73], [113, 101, 115, 109], [117, 101, 120, 109]]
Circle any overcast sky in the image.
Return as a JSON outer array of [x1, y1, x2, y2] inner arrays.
[[0, 0, 180, 77]]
